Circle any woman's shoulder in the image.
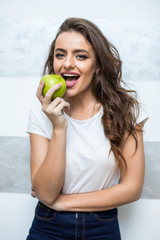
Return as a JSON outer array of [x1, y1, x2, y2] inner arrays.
[[27, 103, 52, 139], [29, 102, 45, 118]]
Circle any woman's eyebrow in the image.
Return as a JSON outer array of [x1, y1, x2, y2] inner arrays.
[[55, 48, 66, 53], [73, 49, 89, 54], [55, 48, 89, 54]]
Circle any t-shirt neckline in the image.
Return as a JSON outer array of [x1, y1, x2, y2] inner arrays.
[[63, 105, 103, 123]]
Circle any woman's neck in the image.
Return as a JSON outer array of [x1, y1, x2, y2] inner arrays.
[[64, 93, 101, 120]]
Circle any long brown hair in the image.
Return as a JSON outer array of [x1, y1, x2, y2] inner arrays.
[[43, 17, 141, 168]]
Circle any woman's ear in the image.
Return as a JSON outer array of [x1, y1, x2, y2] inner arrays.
[[96, 66, 100, 74]]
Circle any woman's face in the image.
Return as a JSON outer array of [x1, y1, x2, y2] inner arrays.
[[53, 31, 97, 98]]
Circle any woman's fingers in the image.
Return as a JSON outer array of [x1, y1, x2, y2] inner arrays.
[[42, 97, 70, 115], [36, 80, 68, 128], [51, 100, 70, 116], [46, 97, 68, 109], [31, 187, 37, 198], [36, 80, 45, 104], [43, 83, 62, 105], [36, 81, 62, 105]]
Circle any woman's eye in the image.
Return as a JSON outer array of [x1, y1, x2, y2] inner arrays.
[[77, 55, 88, 60], [55, 53, 64, 58]]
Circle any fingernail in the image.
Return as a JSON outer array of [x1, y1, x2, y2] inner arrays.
[[41, 80, 44, 85], [56, 83, 62, 88]]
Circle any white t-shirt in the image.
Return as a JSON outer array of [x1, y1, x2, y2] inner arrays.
[[27, 103, 148, 194]]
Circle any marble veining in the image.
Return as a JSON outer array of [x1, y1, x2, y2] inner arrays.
[[0, 19, 160, 81], [0, 136, 31, 193]]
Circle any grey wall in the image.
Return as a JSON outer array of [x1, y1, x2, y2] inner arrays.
[[0, 137, 30, 193], [0, 136, 159, 199]]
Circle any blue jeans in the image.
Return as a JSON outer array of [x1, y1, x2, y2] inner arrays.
[[26, 201, 121, 240]]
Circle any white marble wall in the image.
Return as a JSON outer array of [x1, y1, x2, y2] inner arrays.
[[0, 19, 160, 82]]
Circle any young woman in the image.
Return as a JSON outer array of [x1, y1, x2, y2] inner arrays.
[[26, 17, 148, 240]]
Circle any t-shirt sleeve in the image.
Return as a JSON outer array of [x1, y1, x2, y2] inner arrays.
[[136, 104, 149, 126], [27, 104, 52, 139]]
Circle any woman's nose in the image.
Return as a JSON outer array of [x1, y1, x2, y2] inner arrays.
[[64, 55, 75, 69]]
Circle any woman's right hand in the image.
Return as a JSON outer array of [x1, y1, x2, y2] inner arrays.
[[36, 80, 70, 130]]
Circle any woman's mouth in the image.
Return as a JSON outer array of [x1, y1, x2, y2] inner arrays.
[[61, 73, 80, 88]]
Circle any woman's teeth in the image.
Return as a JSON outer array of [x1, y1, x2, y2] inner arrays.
[[62, 74, 80, 81], [63, 74, 78, 77]]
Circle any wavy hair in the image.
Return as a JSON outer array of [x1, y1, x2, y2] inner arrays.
[[43, 17, 142, 168]]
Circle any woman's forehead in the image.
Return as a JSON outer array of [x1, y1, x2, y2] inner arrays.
[[55, 31, 93, 51]]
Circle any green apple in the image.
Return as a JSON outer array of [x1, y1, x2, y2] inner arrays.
[[40, 74, 66, 100]]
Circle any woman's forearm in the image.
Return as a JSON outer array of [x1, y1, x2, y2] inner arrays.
[[49, 182, 141, 212], [32, 128, 67, 205]]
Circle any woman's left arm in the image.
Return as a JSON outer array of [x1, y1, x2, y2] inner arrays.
[[48, 127, 145, 212]]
